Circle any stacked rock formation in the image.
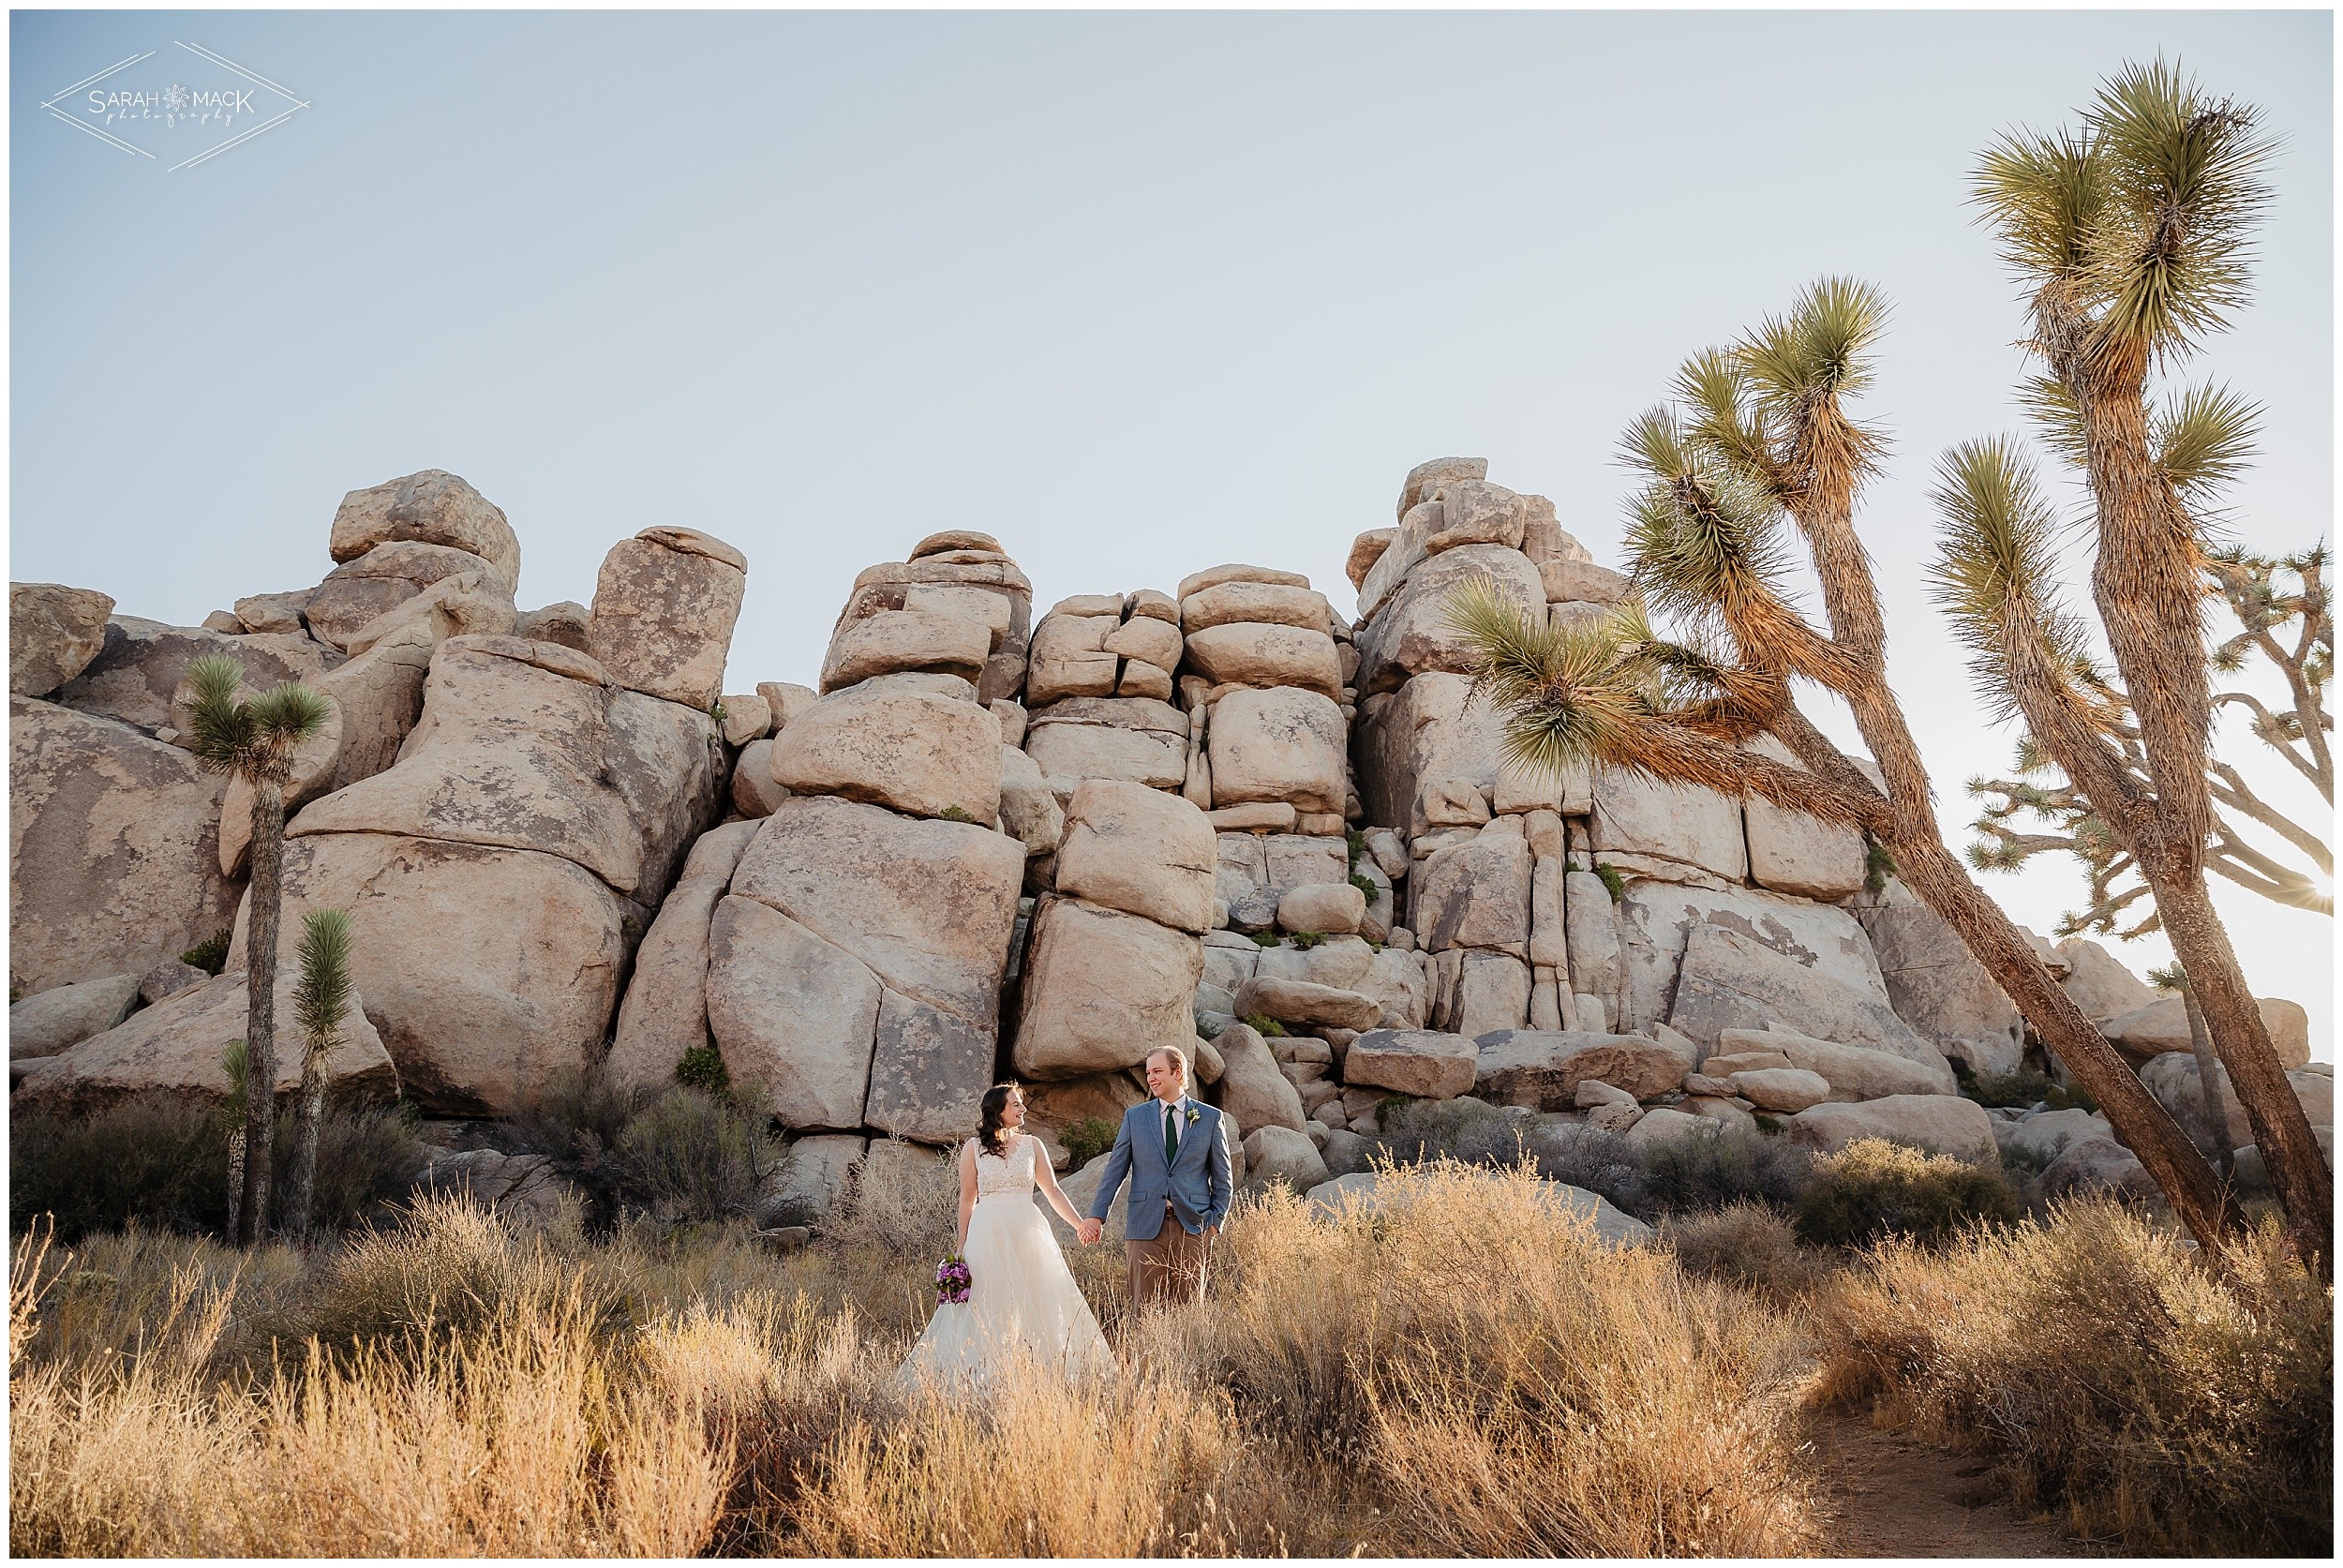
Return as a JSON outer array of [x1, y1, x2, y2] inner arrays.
[[608, 530, 1033, 1199], [13, 473, 741, 1120], [8, 457, 2329, 1225]]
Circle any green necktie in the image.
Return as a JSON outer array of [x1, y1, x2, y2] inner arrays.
[[1163, 1102, 1180, 1165]]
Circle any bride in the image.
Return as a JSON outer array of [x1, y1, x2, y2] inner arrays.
[[895, 1082, 1118, 1385]]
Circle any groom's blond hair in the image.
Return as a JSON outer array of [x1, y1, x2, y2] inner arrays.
[[1146, 1044, 1190, 1082]]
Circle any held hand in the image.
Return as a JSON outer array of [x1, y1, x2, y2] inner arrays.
[[1077, 1217, 1103, 1247]]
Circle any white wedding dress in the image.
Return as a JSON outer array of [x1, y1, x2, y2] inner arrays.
[[895, 1133, 1119, 1386]]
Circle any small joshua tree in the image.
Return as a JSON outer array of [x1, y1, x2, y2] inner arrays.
[[279, 907, 354, 1239], [182, 653, 331, 1246], [222, 1038, 250, 1229]]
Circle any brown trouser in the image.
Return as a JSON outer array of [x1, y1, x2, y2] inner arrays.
[[1126, 1202, 1211, 1309]]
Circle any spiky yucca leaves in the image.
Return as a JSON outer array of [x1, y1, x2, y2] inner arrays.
[[2084, 59, 2274, 364], [1975, 59, 2274, 371], [182, 655, 333, 788], [1441, 576, 1880, 832], [181, 653, 332, 1247], [1618, 408, 1860, 691], [1928, 438, 2108, 727], [281, 909, 355, 1239], [2152, 383, 2261, 505]]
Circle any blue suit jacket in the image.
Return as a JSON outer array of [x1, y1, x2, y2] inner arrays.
[[1086, 1097, 1233, 1241]]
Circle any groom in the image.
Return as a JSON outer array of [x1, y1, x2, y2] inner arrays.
[[1076, 1044, 1232, 1310]]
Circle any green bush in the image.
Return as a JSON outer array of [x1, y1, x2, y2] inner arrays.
[[1241, 1014, 1288, 1038], [1285, 931, 1326, 950], [510, 1068, 639, 1165], [1593, 862, 1626, 902], [1375, 1096, 1522, 1167], [1348, 871, 1380, 904], [938, 804, 974, 823], [1061, 1116, 1119, 1168], [674, 1043, 730, 1096], [1794, 1137, 2019, 1249], [10, 1097, 428, 1242], [180, 930, 232, 976], [612, 1087, 777, 1225], [1958, 1064, 2053, 1108], [1636, 1124, 1814, 1216]]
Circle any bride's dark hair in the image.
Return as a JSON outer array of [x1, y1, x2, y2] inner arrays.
[[976, 1083, 1022, 1154]]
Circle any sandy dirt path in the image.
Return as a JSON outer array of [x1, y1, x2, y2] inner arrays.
[[1806, 1412, 2101, 1559]]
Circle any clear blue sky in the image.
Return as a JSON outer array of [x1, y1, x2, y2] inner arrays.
[[11, 9, 2331, 1053]]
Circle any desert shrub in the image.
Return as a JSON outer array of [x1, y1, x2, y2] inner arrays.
[[10, 1098, 426, 1243], [1060, 1115, 1119, 1168], [1241, 1013, 1288, 1038], [1793, 1137, 2018, 1249], [1592, 861, 1626, 901], [10, 1098, 231, 1239], [673, 1042, 729, 1095], [1664, 1201, 1829, 1300], [825, 1141, 959, 1263], [1635, 1124, 1815, 1217], [1958, 1064, 2053, 1108], [1373, 1096, 1523, 1167], [1814, 1200, 2330, 1555], [297, 1105, 434, 1232], [179, 930, 231, 975], [1348, 870, 1380, 903], [1994, 1140, 2054, 1186], [1286, 930, 1327, 949], [304, 1189, 554, 1350], [1519, 1121, 1650, 1215], [2041, 1082, 2097, 1113], [509, 1067, 638, 1165], [613, 1087, 778, 1225], [1157, 1162, 1820, 1553]]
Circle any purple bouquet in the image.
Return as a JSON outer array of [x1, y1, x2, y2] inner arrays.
[[935, 1253, 971, 1307]]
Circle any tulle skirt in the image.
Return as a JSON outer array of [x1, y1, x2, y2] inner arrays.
[[895, 1194, 1119, 1388]]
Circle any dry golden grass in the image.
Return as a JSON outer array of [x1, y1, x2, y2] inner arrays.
[[1813, 1196, 2332, 1556], [1157, 1162, 1822, 1555], [13, 1162, 2324, 1557]]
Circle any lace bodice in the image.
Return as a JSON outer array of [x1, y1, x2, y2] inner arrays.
[[969, 1133, 1037, 1199]]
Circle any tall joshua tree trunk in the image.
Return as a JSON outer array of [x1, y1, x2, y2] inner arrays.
[[281, 1051, 327, 1239], [2177, 979, 2237, 1172], [235, 779, 286, 1247], [1801, 683, 2241, 1251], [1780, 432, 2242, 1255], [2150, 874, 2324, 1236]]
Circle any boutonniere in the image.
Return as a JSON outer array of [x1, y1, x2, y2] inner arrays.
[[1185, 1106, 1201, 1127]]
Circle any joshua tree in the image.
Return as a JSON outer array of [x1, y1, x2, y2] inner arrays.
[[2147, 961, 2238, 1173], [1445, 275, 2241, 1258], [1967, 545, 2331, 929], [279, 908, 354, 1240], [183, 654, 332, 1246], [1964, 60, 2329, 1265], [222, 1038, 250, 1228]]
